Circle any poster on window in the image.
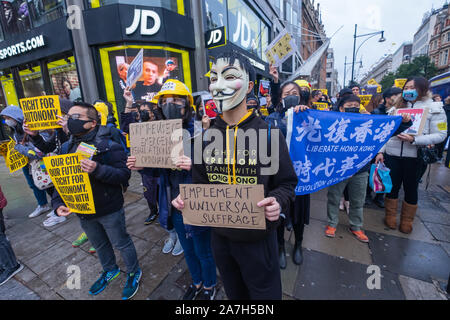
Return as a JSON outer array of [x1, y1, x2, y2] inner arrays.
[[108, 48, 184, 113], [50, 69, 82, 102]]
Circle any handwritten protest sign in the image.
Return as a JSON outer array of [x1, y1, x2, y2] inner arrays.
[[359, 95, 372, 107], [43, 154, 95, 214], [265, 29, 296, 67], [396, 108, 428, 136], [127, 48, 144, 88], [129, 119, 183, 168], [180, 184, 266, 230], [286, 109, 402, 195], [19, 95, 61, 130], [2, 139, 28, 173]]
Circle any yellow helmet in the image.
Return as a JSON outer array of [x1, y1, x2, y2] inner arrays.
[[154, 79, 193, 107], [295, 79, 311, 92], [94, 102, 109, 126]]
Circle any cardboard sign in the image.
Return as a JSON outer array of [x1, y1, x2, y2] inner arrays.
[[19, 95, 61, 130], [359, 95, 372, 107], [180, 184, 266, 230], [313, 102, 330, 111], [265, 29, 296, 67], [126, 48, 144, 88], [394, 79, 407, 89], [396, 108, 429, 136], [43, 154, 95, 214], [129, 119, 183, 168]]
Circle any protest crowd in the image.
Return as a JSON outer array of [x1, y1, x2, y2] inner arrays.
[[0, 49, 449, 301]]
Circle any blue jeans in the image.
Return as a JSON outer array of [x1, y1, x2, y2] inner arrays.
[[172, 211, 217, 288], [79, 208, 139, 274], [0, 209, 19, 272], [23, 165, 48, 206]]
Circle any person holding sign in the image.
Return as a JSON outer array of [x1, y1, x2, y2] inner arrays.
[[128, 79, 218, 300], [173, 52, 298, 300], [51, 102, 141, 300], [0, 106, 53, 218], [376, 77, 448, 234]]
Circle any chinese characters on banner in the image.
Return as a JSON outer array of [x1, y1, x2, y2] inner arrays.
[[43, 154, 96, 214], [286, 109, 402, 195], [19, 95, 62, 130], [1, 139, 28, 173], [264, 29, 296, 67]]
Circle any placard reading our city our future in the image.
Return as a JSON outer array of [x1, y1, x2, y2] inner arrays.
[[19, 95, 62, 130], [43, 154, 95, 214], [180, 184, 266, 230]]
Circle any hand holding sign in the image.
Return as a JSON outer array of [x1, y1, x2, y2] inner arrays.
[[172, 194, 184, 211], [23, 121, 38, 136], [269, 64, 279, 83], [175, 155, 191, 171], [56, 206, 71, 217], [80, 159, 98, 174], [126, 156, 143, 171], [257, 197, 281, 222]]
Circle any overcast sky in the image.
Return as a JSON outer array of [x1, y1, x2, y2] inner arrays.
[[318, 0, 445, 88]]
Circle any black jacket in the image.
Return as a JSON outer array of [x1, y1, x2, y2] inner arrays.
[[52, 126, 131, 219], [193, 111, 298, 242], [372, 103, 387, 115], [31, 128, 69, 154]]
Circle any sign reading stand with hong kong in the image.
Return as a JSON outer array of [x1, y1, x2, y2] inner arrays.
[[286, 109, 402, 195]]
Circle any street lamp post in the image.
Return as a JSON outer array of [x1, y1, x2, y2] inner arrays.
[[344, 55, 362, 88], [351, 24, 386, 84]]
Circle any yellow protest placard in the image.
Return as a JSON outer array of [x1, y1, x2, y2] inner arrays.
[[0, 140, 8, 157], [394, 79, 407, 89], [313, 102, 330, 111], [43, 154, 96, 214], [367, 78, 379, 86], [359, 95, 372, 107], [3, 139, 28, 173], [19, 95, 62, 130], [265, 29, 296, 67], [314, 89, 328, 96]]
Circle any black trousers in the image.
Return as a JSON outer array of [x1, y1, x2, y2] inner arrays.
[[385, 155, 420, 205], [211, 231, 282, 300]]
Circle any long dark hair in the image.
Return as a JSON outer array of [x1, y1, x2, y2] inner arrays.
[[398, 76, 430, 108], [279, 81, 311, 109]]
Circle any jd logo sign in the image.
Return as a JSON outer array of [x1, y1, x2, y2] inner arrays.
[[205, 26, 226, 49], [126, 9, 161, 36]]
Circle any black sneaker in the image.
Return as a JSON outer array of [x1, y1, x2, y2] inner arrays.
[[144, 206, 158, 225], [196, 287, 216, 300], [0, 263, 23, 287], [182, 283, 202, 300]]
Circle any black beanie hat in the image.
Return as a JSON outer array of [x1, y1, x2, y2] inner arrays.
[[383, 87, 402, 99]]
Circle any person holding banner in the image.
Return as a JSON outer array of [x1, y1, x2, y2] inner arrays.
[[376, 77, 448, 234], [128, 79, 218, 300], [173, 52, 298, 300], [52, 102, 142, 300], [0, 106, 53, 219]]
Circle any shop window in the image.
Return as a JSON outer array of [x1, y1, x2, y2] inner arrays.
[[47, 56, 82, 101], [89, 0, 182, 15], [99, 45, 192, 119], [20, 66, 45, 98], [0, 1, 65, 38], [204, 0, 227, 30]]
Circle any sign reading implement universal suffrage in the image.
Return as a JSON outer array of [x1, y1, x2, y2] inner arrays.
[[19, 95, 61, 130], [180, 184, 266, 230], [43, 154, 95, 214], [129, 119, 183, 168], [286, 109, 402, 195]]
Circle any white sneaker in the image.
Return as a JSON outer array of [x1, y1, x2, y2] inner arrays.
[[172, 238, 184, 256], [46, 210, 55, 217], [43, 213, 66, 227], [28, 204, 51, 218], [162, 237, 175, 254]]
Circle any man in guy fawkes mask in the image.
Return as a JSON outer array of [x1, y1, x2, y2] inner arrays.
[[171, 51, 298, 300]]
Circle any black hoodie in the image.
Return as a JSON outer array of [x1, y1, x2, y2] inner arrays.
[[192, 110, 298, 242]]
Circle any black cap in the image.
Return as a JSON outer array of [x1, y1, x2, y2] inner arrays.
[[338, 94, 360, 108], [339, 88, 353, 97], [383, 87, 402, 99]]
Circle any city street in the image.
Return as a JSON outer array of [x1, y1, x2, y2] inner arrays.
[[0, 157, 448, 300]]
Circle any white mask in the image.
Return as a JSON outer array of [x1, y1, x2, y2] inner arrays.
[[209, 58, 249, 113], [5, 119, 17, 128]]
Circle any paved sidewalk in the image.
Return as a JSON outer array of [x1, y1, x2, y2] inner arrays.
[[0, 157, 448, 300]]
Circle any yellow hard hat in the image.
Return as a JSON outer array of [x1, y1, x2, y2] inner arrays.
[[94, 102, 109, 126], [295, 79, 311, 92], [154, 79, 193, 107]]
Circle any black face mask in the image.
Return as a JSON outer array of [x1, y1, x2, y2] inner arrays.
[[139, 110, 150, 122], [162, 103, 183, 120], [282, 95, 300, 111], [344, 107, 360, 113], [68, 118, 92, 136], [300, 90, 310, 104]]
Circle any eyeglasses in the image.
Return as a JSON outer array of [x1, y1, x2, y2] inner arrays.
[[67, 114, 95, 121]]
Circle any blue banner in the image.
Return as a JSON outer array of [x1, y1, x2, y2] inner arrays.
[[286, 109, 402, 195]]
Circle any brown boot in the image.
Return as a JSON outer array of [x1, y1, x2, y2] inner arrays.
[[384, 198, 398, 229], [399, 201, 418, 234]]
